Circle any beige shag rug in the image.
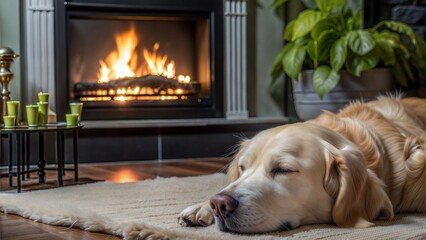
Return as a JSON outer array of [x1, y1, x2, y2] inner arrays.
[[1, 173, 426, 240]]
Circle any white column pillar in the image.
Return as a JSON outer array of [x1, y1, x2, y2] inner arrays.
[[24, 0, 55, 110], [225, 0, 249, 119]]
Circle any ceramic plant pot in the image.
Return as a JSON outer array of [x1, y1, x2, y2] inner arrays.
[[292, 68, 393, 120]]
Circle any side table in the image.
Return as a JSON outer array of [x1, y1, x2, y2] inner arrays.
[[0, 123, 84, 192]]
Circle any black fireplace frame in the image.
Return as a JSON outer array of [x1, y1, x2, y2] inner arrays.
[[55, 0, 224, 120]]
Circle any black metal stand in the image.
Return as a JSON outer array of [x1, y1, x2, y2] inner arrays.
[[0, 124, 83, 193], [38, 132, 46, 183]]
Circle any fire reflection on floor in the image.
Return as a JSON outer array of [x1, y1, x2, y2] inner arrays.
[[109, 169, 140, 183]]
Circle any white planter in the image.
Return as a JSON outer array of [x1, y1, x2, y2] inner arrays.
[[292, 68, 393, 120]]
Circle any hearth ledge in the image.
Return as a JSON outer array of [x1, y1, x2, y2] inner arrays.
[[81, 117, 288, 129]]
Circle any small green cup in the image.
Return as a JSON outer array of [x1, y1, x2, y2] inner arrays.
[[26, 105, 39, 127], [37, 102, 48, 125], [38, 92, 49, 102], [6, 100, 20, 125], [65, 113, 79, 126], [70, 102, 83, 122], [3, 116, 16, 128]]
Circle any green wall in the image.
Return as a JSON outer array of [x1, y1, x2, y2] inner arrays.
[[0, 0, 21, 102], [247, 0, 285, 117]]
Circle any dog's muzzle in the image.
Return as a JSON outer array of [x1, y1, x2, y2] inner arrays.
[[210, 194, 239, 221]]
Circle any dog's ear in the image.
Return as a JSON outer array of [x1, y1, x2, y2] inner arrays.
[[322, 141, 393, 228], [227, 158, 240, 183], [226, 139, 250, 183]]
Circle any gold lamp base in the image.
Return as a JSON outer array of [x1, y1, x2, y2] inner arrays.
[[0, 47, 19, 120]]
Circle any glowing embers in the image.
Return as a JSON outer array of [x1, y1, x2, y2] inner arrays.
[[80, 95, 185, 102], [74, 75, 200, 102]]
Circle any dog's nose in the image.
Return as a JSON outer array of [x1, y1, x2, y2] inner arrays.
[[210, 194, 239, 220]]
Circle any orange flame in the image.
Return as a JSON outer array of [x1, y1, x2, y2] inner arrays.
[[97, 27, 139, 82], [97, 26, 190, 83], [143, 43, 175, 78]]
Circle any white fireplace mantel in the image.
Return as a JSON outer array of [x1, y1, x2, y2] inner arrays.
[[224, 0, 249, 119], [24, 0, 55, 109]]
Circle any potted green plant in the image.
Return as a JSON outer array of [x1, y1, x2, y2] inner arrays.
[[272, 0, 426, 119]]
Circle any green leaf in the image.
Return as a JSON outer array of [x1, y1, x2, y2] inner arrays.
[[294, 35, 311, 47], [316, 0, 346, 12], [346, 9, 362, 31], [317, 30, 341, 62], [373, 30, 400, 43], [372, 32, 397, 66], [307, 40, 319, 65], [271, 43, 294, 83], [271, 60, 284, 83], [283, 46, 307, 79], [397, 49, 415, 81], [292, 10, 327, 41], [313, 66, 340, 98], [351, 9, 361, 30], [413, 35, 426, 72], [373, 30, 410, 58], [395, 43, 410, 58], [284, 20, 296, 41], [373, 44, 395, 66], [415, 34, 426, 60], [392, 61, 408, 87], [271, 52, 284, 83], [330, 36, 347, 71], [376, 20, 417, 45], [311, 19, 337, 40], [272, 0, 289, 8], [336, 4, 354, 20], [347, 30, 375, 55], [346, 51, 379, 76]]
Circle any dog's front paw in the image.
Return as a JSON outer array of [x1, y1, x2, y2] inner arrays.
[[178, 201, 214, 227]]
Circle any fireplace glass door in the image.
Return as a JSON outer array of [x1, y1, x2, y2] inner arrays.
[[68, 14, 211, 106]]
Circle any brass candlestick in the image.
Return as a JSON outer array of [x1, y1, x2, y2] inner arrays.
[[0, 47, 19, 120]]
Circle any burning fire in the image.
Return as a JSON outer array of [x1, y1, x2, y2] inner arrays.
[[143, 43, 175, 79], [97, 27, 139, 82], [76, 26, 199, 102], [97, 26, 190, 83]]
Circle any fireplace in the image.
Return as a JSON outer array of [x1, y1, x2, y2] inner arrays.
[[55, 0, 224, 120]]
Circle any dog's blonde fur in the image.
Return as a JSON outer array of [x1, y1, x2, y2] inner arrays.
[[178, 97, 426, 233]]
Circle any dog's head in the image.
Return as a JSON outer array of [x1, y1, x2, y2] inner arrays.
[[210, 123, 393, 233]]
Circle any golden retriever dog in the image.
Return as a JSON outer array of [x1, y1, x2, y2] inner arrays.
[[178, 96, 426, 233]]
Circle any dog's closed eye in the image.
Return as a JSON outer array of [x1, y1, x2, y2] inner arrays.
[[270, 167, 297, 178]]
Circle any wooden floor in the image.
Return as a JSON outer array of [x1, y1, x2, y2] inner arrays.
[[0, 158, 229, 240]]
